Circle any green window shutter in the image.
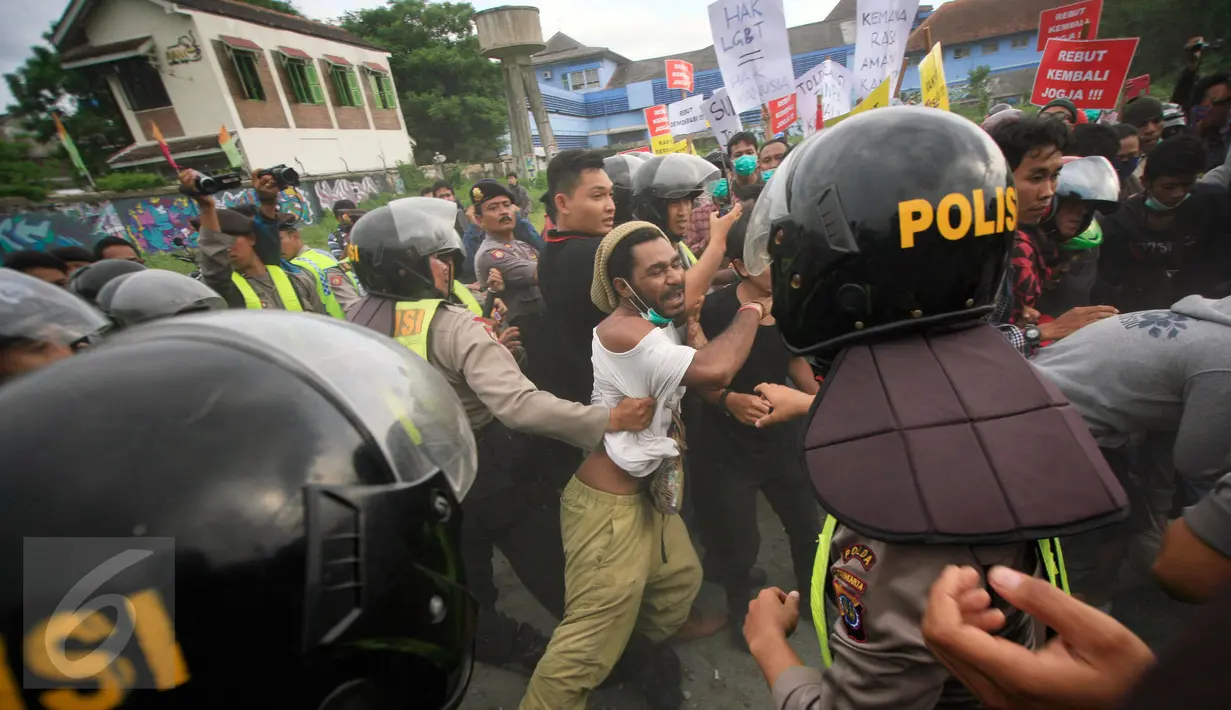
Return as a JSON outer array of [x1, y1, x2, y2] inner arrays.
[[346, 70, 362, 107], [288, 63, 306, 103], [306, 64, 324, 104], [381, 76, 395, 108], [368, 73, 380, 106]]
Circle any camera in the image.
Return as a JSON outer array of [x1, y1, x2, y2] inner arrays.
[[1190, 39, 1224, 53], [183, 172, 242, 196], [257, 164, 300, 188]]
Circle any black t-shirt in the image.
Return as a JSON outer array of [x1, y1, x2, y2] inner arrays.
[[539, 231, 608, 404], [693, 284, 800, 464]]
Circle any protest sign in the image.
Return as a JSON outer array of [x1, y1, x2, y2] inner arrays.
[[795, 59, 854, 124], [619, 146, 652, 154], [919, 42, 949, 111], [669, 95, 708, 138], [1031, 37, 1138, 110], [1123, 74, 1150, 101], [707, 0, 795, 113], [826, 77, 891, 128], [854, 0, 919, 100], [652, 134, 690, 155], [767, 94, 797, 134], [797, 92, 824, 136], [644, 105, 670, 137], [1037, 0, 1103, 51], [702, 88, 744, 148], [666, 60, 695, 93]]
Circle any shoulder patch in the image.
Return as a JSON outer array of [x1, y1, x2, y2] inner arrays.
[[842, 544, 877, 571], [832, 568, 867, 597], [472, 316, 499, 342], [834, 580, 867, 643], [329, 273, 344, 288], [491, 249, 506, 259]]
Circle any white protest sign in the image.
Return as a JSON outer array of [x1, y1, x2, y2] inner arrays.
[[854, 0, 919, 100], [707, 0, 795, 113], [797, 90, 821, 136], [702, 88, 744, 148], [668, 95, 708, 138], [794, 59, 854, 125]]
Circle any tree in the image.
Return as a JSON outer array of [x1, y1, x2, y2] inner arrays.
[[1102, 0, 1231, 85], [966, 65, 992, 116], [0, 139, 54, 201], [237, 0, 303, 16], [340, 1, 508, 163], [4, 40, 130, 181]]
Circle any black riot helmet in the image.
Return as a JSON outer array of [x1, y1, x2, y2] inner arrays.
[[0, 311, 478, 709], [744, 107, 1016, 357], [631, 153, 720, 238], [0, 267, 109, 381], [68, 258, 148, 303], [350, 197, 465, 301], [602, 154, 646, 225], [97, 269, 227, 327]]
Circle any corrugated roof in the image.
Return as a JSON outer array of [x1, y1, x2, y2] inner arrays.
[[532, 31, 629, 66], [108, 133, 222, 167], [907, 0, 1053, 52]]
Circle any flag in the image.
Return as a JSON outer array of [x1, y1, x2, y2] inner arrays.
[[150, 121, 179, 171], [218, 125, 244, 169], [52, 112, 88, 178]]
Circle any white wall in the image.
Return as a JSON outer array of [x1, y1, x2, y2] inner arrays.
[[87, 0, 235, 138], [188, 10, 414, 175]]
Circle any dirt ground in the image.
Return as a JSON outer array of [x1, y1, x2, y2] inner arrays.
[[461, 495, 1195, 710]]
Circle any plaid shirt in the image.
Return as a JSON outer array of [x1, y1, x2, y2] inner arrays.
[[989, 274, 1032, 357], [684, 201, 715, 253]]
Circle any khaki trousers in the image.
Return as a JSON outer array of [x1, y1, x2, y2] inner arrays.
[[519, 476, 702, 710]]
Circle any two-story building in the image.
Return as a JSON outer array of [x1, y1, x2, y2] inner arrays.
[[52, 0, 414, 175]]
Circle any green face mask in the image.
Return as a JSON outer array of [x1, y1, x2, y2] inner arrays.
[[733, 154, 758, 176], [617, 278, 674, 326], [761, 169, 776, 181], [709, 178, 730, 198], [1145, 191, 1190, 212]]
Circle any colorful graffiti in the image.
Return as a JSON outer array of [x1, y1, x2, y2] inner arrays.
[[0, 171, 401, 255]]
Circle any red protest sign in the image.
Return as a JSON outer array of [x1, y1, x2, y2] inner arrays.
[[644, 105, 670, 137], [665, 60, 694, 93], [1037, 0, 1103, 51], [768, 94, 797, 135], [619, 146, 652, 154], [1031, 38, 1139, 110], [1123, 74, 1150, 101]]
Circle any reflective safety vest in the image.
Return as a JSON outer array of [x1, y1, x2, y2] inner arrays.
[[231, 266, 303, 312], [393, 299, 444, 360], [296, 248, 363, 294], [292, 255, 345, 319], [679, 242, 698, 267], [810, 514, 1069, 668], [452, 281, 482, 316]]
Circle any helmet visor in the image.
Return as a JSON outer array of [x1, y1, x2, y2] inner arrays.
[[353, 196, 463, 258], [0, 268, 109, 347], [634, 153, 721, 200], [743, 137, 808, 275], [1056, 156, 1120, 208]]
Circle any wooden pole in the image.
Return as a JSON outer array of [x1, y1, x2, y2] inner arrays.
[[896, 24, 932, 99]]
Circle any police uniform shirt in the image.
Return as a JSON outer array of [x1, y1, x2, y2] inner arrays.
[[347, 298, 608, 451], [198, 227, 325, 313], [294, 245, 360, 311], [474, 236, 545, 323]]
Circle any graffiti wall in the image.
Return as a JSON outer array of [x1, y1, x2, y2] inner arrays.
[[0, 171, 401, 255]]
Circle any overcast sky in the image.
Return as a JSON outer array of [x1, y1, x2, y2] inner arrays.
[[1, 0, 951, 115]]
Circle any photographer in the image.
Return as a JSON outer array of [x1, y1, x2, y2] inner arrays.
[[1173, 36, 1230, 172], [179, 169, 324, 314]]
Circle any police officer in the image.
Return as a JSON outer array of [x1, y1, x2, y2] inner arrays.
[[737, 107, 1130, 709], [632, 153, 719, 267], [96, 268, 227, 328], [0, 267, 108, 383], [178, 169, 325, 314], [0, 311, 478, 708], [67, 257, 147, 304], [345, 196, 654, 673], [278, 214, 362, 317]]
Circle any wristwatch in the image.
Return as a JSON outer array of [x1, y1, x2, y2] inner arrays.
[[718, 388, 735, 416], [1023, 325, 1043, 345]]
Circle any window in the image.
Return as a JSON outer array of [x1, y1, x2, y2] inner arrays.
[[228, 49, 265, 100], [282, 57, 325, 104], [954, 47, 970, 59], [367, 71, 396, 109], [330, 65, 363, 107], [1011, 36, 1030, 49], [113, 57, 171, 111], [565, 67, 601, 92], [982, 42, 999, 55]]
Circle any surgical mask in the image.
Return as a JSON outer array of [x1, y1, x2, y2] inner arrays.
[[1115, 155, 1140, 179], [616, 278, 674, 327], [761, 169, 776, 182], [733, 154, 758, 176], [709, 178, 729, 198], [1145, 191, 1190, 212]]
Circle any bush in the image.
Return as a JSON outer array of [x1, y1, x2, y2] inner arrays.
[[395, 161, 434, 195], [0, 139, 52, 201], [95, 171, 167, 192]]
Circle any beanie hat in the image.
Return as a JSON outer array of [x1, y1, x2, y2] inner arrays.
[[590, 221, 668, 313]]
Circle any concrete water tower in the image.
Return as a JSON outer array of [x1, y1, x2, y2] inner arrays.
[[473, 6, 558, 176]]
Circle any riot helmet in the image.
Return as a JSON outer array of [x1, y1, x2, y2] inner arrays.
[[0, 267, 109, 381], [745, 107, 1015, 356], [602, 154, 646, 225], [631, 154, 720, 240], [97, 269, 227, 327], [0, 311, 477, 709], [68, 258, 148, 303], [350, 197, 465, 301]]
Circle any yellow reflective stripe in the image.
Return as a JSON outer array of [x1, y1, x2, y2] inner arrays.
[[452, 280, 482, 316], [233, 267, 303, 311], [381, 392, 424, 446], [231, 272, 262, 309], [813, 514, 838, 668], [1052, 537, 1070, 595], [680, 242, 698, 265], [293, 258, 345, 319]]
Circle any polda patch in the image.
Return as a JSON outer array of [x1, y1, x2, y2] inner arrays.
[[842, 544, 877, 571]]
